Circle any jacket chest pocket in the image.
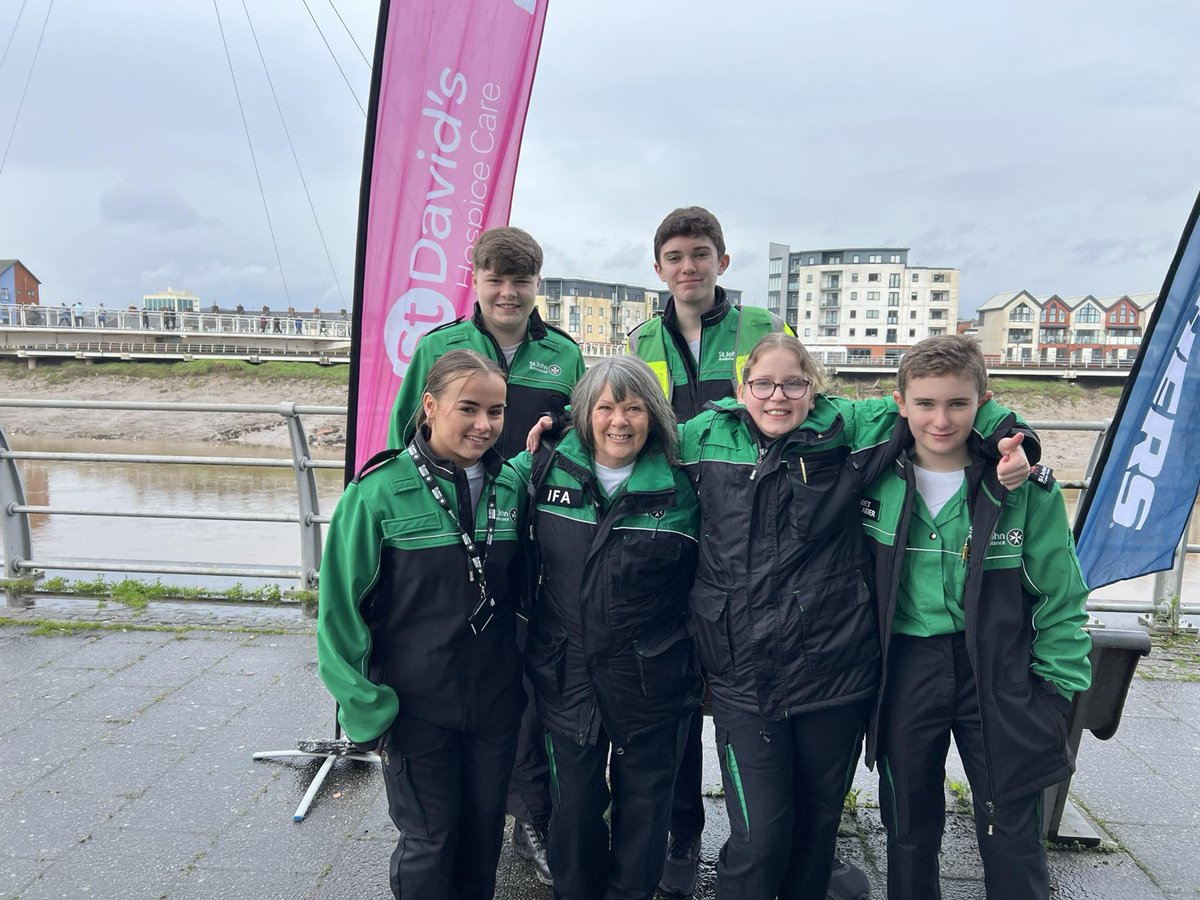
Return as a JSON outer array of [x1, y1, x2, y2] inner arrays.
[[381, 510, 445, 549], [787, 449, 855, 541], [613, 532, 685, 601]]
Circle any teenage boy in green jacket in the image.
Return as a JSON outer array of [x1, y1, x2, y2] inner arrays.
[[388, 226, 585, 459], [862, 335, 1092, 900]]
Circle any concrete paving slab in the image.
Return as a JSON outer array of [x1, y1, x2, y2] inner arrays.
[[0, 615, 1195, 899], [1103, 823, 1200, 896]]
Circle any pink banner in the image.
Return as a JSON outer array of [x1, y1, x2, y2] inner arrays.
[[349, 0, 548, 473]]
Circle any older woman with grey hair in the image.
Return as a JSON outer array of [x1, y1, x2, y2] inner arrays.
[[509, 355, 701, 900]]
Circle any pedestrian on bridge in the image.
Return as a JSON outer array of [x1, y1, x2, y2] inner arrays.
[[58, 303, 70, 327]]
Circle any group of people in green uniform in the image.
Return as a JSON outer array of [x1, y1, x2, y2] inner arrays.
[[316, 207, 1093, 900]]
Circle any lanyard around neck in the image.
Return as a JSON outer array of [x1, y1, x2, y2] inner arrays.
[[407, 444, 499, 633]]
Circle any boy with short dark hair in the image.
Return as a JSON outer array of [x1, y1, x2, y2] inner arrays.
[[862, 334, 1093, 899], [630, 206, 790, 424], [386, 225, 583, 887], [388, 226, 584, 460]]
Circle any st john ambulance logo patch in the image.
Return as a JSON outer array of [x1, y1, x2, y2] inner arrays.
[[1007, 529, 1024, 546]]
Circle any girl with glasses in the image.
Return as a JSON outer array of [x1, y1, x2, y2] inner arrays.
[[678, 333, 1034, 900]]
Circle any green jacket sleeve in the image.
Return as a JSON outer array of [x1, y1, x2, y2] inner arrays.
[[386, 340, 436, 450], [315, 482, 399, 743], [1020, 484, 1093, 698]]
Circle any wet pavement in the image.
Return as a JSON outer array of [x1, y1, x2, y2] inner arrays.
[[1, 598, 1198, 899]]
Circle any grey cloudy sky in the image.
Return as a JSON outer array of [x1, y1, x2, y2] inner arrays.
[[1, 0, 1197, 315]]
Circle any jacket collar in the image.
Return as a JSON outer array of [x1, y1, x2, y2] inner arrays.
[[470, 303, 548, 342], [554, 429, 679, 495], [411, 428, 504, 479], [661, 285, 731, 333]]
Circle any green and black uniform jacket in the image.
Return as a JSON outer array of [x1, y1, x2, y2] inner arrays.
[[316, 432, 527, 743], [678, 395, 900, 720], [628, 287, 790, 423], [510, 431, 702, 748], [678, 396, 1040, 722], [862, 410, 1091, 802], [387, 305, 585, 459]]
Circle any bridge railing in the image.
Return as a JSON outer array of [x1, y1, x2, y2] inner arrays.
[[0, 399, 343, 599], [0, 400, 1194, 627], [0, 303, 350, 337]]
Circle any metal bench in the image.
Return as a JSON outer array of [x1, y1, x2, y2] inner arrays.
[[1042, 626, 1152, 845]]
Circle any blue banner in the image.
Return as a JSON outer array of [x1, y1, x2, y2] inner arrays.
[[1075, 192, 1200, 589]]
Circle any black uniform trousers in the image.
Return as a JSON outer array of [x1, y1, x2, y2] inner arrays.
[[712, 698, 868, 900], [878, 632, 1048, 900], [508, 616, 553, 827], [545, 715, 689, 900], [667, 703, 707, 841], [380, 713, 519, 900]]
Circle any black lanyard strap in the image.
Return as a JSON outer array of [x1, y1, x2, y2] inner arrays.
[[407, 444, 499, 633]]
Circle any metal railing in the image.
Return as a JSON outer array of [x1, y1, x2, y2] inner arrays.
[[0, 401, 1196, 628], [0, 399, 346, 599]]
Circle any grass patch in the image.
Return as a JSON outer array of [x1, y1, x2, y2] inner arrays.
[[0, 358, 348, 384], [0, 615, 297, 637], [946, 778, 973, 814], [37, 575, 288, 606], [0, 576, 38, 594]]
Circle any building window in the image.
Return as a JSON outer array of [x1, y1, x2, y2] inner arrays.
[[806, 274, 813, 283], [929, 328, 944, 336], [909, 329, 917, 337], [806, 292, 812, 301], [890, 292, 899, 304], [910, 310, 918, 319], [587, 306, 592, 315], [586, 324, 592, 333], [930, 309, 945, 320], [911, 273, 919, 283], [849, 328, 856, 336], [804, 328, 811, 337], [865, 328, 878, 337], [828, 256, 841, 264], [889, 273, 901, 287], [1078, 306, 1100, 324], [869, 254, 882, 263], [890, 254, 901, 263], [769, 258, 782, 275], [866, 309, 879, 319], [867, 291, 880, 302], [933, 273, 946, 283], [849, 310, 857, 319], [850, 291, 858, 301], [805, 310, 812, 319], [852, 255, 860, 263], [808, 257, 816, 265], [1009, 304, 1033, 322], [868, 273, 880, 283], [851, 273, 859, 283], [598, 324, 605, 334], [911, 292, 919, 302], [0, 288, 8, 302]]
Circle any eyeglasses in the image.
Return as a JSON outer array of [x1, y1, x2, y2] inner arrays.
[[746, 378, 810, 400]]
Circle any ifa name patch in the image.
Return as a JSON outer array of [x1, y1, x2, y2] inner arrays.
[[540, 485, 583, 508]]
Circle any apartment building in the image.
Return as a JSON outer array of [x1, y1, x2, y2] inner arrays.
[[767, 245, 959, 360], [976, 290, 1157, 364], [534, 278, 656, 346]]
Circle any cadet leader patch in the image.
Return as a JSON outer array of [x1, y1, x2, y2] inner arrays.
[[540, 485, 583, 508], [1030, 464, 1056, 491], [860, 497, 881, 521]]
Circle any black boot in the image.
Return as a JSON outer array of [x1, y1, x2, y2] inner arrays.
[[827, 854, 870, 900], [658, 832, 702, 896], [512, 819, 553, 887]]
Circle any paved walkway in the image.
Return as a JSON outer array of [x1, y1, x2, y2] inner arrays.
[[1, 598, 1197, 899]]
